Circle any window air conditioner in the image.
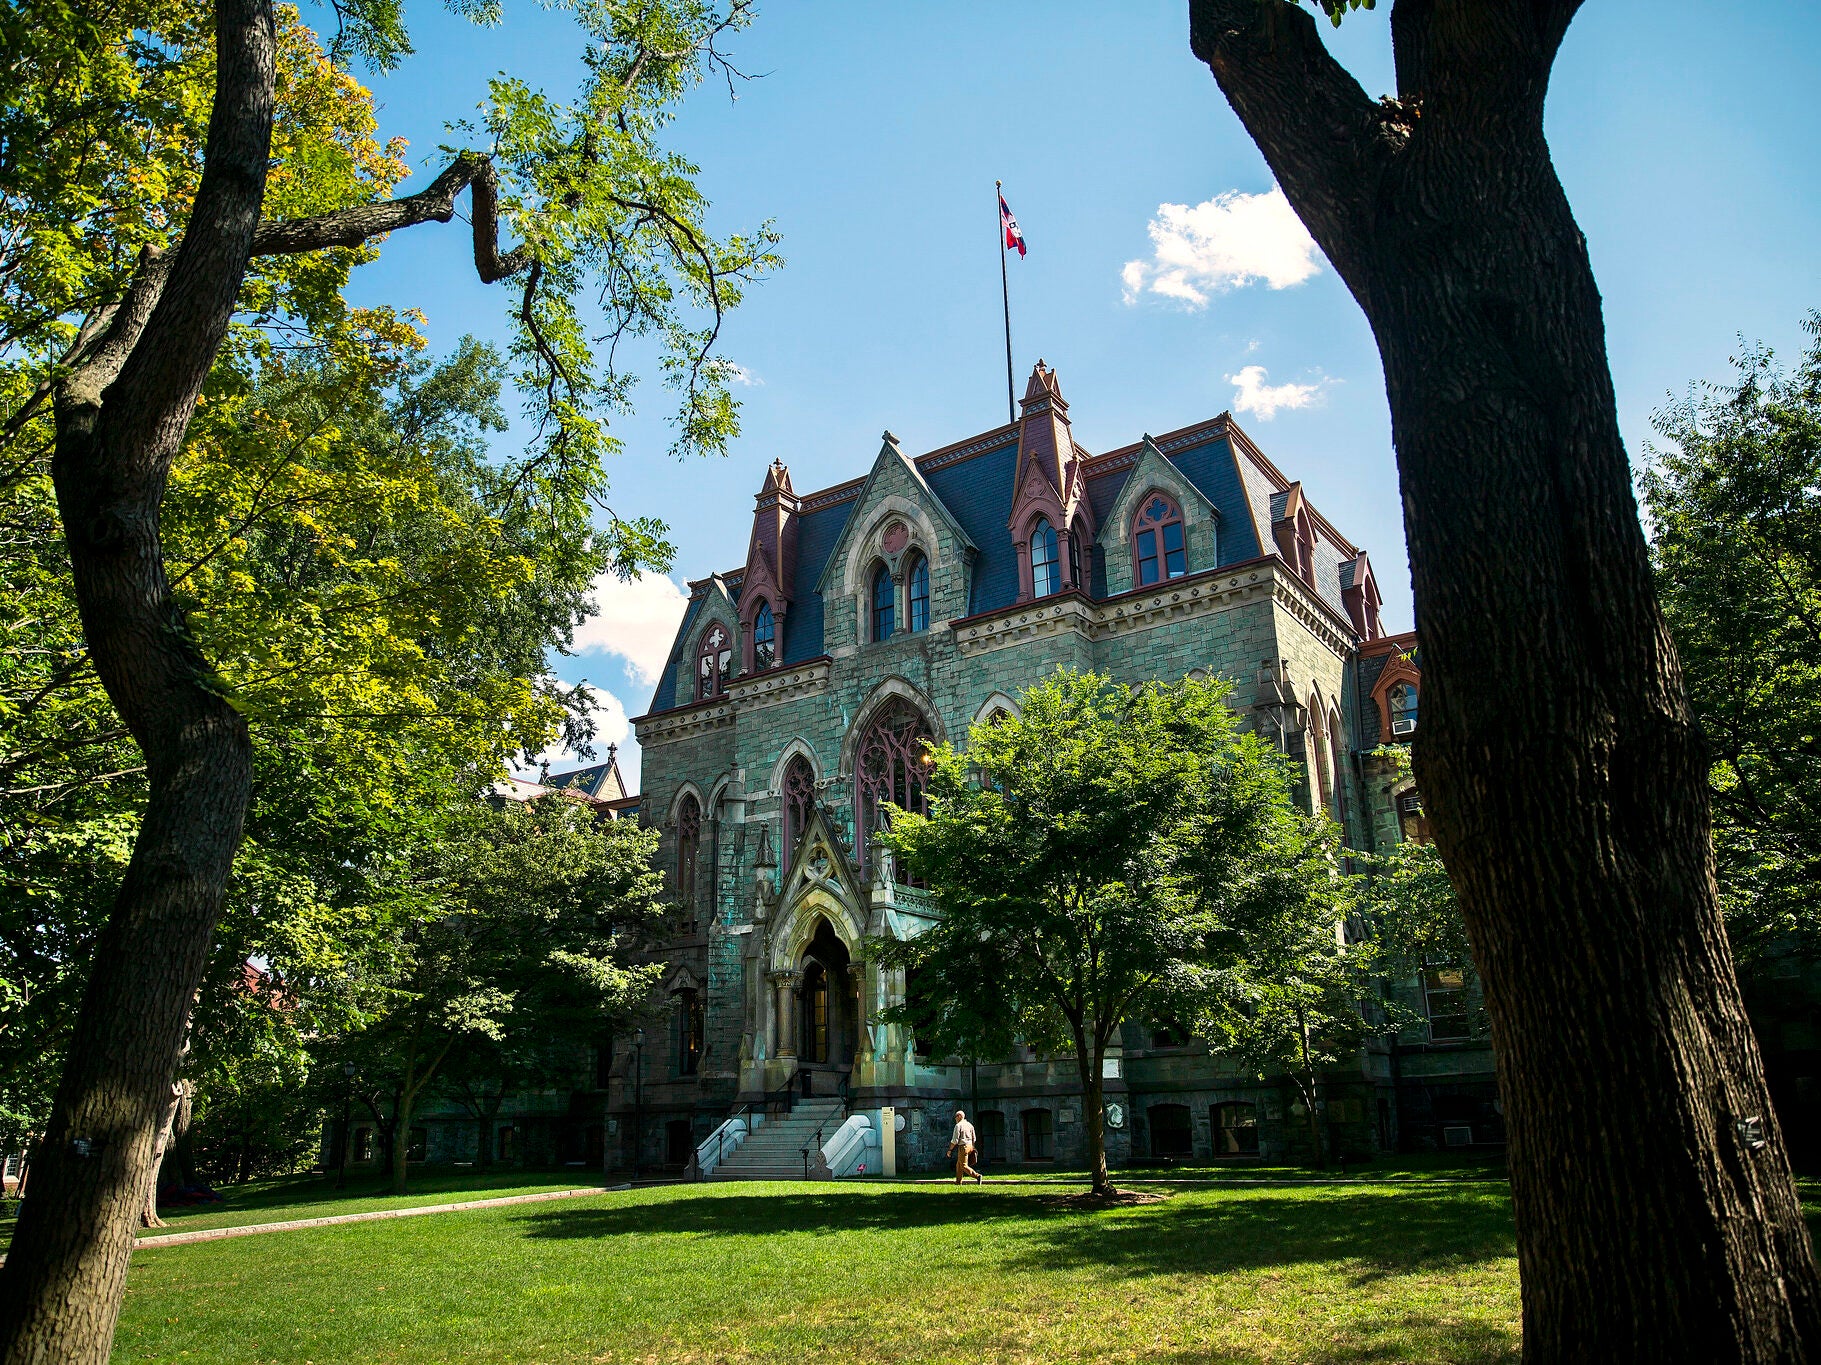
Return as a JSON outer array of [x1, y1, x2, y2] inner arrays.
[[1391, 718, 1417, 735], [1442, 1125, 1474, 1148]]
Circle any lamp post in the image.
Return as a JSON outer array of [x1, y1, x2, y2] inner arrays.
[[335, 1061, 357, 1190], [631, 1028, 645, 1181]]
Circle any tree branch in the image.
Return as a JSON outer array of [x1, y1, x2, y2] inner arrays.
[[1187, 0, 1397, 278], [249, 153, 531, 284]]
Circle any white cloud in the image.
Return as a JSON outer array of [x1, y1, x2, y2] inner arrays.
[[1226, 364, 1327, 421], [1121, 185, 1322, 308], [571, 571, 691, 688], [717, 361, 762, 387], [514, 689, 643, 791]]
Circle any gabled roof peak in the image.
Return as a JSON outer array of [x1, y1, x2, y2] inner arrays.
[[1021, 359, 1066, 406], [760, 457, 793, 496]]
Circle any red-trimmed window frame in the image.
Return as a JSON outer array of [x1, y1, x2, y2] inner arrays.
[[696, 623, 732, 698], [1132, 492, 1187, 586]]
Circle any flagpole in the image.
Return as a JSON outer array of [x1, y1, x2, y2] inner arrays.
[[996, 179, 1015, 426]]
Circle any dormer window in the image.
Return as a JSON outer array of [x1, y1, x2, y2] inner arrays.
[[906, 553, 930, 633], [1031, 518, 1060, 597], [1134, 495, 1186, 586], [870, 562, 895, 642], [696, 624, 731, 697], [1389, 683, 1418, 736], [752, 601, 776, 672]]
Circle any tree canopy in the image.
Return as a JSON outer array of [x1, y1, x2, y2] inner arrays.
[[880, 669, 1335, 1195], [1642, 315, 1821, 973]]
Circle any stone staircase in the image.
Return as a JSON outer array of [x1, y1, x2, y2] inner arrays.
[[709, 1100, 848, 1181]]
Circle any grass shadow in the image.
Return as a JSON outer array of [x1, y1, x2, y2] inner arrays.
[[521, 1184, 1517, 1285]]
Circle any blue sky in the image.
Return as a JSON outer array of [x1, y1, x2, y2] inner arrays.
[[344, 1, 1821, 788]]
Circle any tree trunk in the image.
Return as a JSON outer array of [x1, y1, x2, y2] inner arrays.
[[1191, 2, 1821, 1357], [0, 3, 273, 1359], [391, 1094, 414, 1196], [138, 1083, 185, 1228], [1076, 1029, 1110, 1196]]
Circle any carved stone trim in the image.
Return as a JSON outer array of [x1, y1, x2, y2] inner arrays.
[[727, 657, 832, 712], [950, 560, 1355, 659]]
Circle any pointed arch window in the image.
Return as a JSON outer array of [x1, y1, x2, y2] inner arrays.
[[1133, 494, 1187, 586], [1067, 525, 1082, 590], [870, 562, 895, 642], [1030, 518, 1060, 597], [676, 793, 702, 930], [696, 623, 731, 698], [752, 601, 776, 672], [906, 553, 930, 633], [855, 698, 934, 877], [782, 755, 815, 863]]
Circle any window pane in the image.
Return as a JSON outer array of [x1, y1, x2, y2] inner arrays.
[[871, 565, 894, 641], [1162, 520, 1187, 577], [1137, 529, 1159, 585], [1031, 519, 1059, 596], [908, 557, 929, 632], [753, 602, 775, 671]]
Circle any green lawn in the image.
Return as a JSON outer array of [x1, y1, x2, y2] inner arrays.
[[114, 1179, 1526, 1364]]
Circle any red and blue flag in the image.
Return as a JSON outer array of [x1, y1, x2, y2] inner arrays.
[[999, 192, 1026, 258]]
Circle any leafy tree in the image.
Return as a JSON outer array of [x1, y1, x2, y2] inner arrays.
[[328, 795, 666, 1194], [880, 669, 1317, 1197], [1642, 317, 1821, 974], [1210, 802, 1371, 1168], [0, 0, 774, 1350], [1187, 1, 1819, 1350], [2, 330, 597, 1209]]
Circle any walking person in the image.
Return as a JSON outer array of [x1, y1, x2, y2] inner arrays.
[[948, 1109, 982, 1184]]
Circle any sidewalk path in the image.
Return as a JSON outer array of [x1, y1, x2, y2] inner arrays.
[[0, 1184, 632, 1266]]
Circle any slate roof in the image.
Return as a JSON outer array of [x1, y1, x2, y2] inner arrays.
[[646, 391, 1366, 717]]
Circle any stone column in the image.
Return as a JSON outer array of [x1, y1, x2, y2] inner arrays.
[[853, 955, 873, 1061], [771, 970, 799, 1059]]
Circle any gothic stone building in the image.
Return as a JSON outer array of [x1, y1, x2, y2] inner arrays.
[[613, 362, 1497, 1174]]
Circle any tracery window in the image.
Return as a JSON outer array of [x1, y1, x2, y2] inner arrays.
[[1133, 494, 1187, 586], [906, 553, 930, 633], [870, 562, 895, 642], [752, 601, 776, 672], [855, 698, 934, 875], [782, 754, 815, 862], [676, 793, 701, 929], [1030, 517, 1059, 597], [1388, 682, 1418, 735], [696, 623, 731, 698]]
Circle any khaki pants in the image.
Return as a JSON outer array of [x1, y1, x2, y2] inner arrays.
[[953, 1142, 979, 1182]]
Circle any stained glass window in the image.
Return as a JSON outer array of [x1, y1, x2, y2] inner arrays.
[[1031, 518, 1059, 597], [782, 755, 815, 862], [855, 698, 933, 876]]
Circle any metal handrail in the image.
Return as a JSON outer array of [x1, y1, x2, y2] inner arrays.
[[801, 1071, 853, 1180]]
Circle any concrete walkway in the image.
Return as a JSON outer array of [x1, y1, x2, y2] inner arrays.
[[0, 1184, 635, 1267], [130, 1183, 632, 1252]]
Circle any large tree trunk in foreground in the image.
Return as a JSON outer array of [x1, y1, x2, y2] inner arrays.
[[0, 2, 272, 1359], [1190, 2, 1821, 1358]]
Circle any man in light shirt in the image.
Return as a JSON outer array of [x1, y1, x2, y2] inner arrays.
[[948, 1109, 982, 1184]]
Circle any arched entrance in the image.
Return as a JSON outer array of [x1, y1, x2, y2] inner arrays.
[[798, 918, 855, 1070]]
